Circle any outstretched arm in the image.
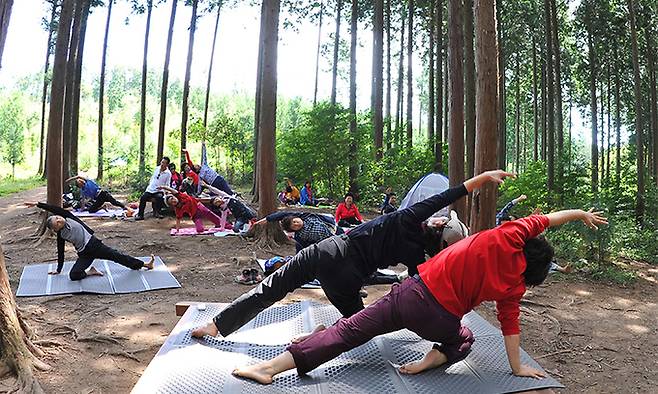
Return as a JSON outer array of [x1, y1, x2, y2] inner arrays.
[[182, 149, 195, 168], [65, 175, 88, 183], [201, 143, 208, 166], [545, 208, 607, 229], [157, 185, 178, 195], [202, 181, 230, 198], [463, 170, 516, 193]]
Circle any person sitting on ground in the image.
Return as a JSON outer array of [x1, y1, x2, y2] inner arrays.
[[183, 143, 234, 196], [24, 202, 155, 280], [135, 157, 172, 221], [65, 175, 130, 214], [299, 181, 319, 207], [335, 192, 363, 227], [169, 163, 183, 191], [254, 211, 342, 252], [283, 178, 300, 205], [159, 185, 227, 233], [190, 170, 507, 342], [230, 208, 608, 385], [202, 181, 256, 233], [380, 191, 398, 215]]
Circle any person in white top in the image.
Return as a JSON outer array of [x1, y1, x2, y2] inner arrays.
[[136, 157, 172, 220]]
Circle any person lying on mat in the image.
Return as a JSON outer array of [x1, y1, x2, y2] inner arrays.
[[230, 208, 608, 385], [335, 192, 363, 227], [65, 174, 131, 214], [201, 182, 256, 233], [159, 185, 227, 233], [190, 170, 504, 342], [183, 143, 235, 196], [24, 202, 155, 280], [253, 211, 342, 252]]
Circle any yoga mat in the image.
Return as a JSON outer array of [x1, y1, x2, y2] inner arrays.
[[132, 301, 564, 394], [170, 227, 225, 236], [73, 208, 126, 218], [16, 256, 180, 297], [256, 259, 322, 289]]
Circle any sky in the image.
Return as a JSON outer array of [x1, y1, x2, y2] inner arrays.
[[1, 0, 596, 146]]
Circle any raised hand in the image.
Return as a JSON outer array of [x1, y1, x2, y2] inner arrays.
[[582, 208, 608, 230], [485, 170, 516, 184], [513, 365, 546, 379]]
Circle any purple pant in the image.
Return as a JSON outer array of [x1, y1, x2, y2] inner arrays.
[[193, 203, 225, 232], [287, 276, 474, 375]]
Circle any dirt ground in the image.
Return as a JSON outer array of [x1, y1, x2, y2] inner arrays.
[[0, 186, 656, 394]]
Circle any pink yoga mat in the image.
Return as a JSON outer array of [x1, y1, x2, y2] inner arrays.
[[170, 227, 224, 236]]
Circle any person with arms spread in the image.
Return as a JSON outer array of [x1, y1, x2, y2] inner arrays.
[[203, 181, 256, 233], [159, 185, 227, 233], [65, 175, 130, 214], [183, 143, 234, 196]]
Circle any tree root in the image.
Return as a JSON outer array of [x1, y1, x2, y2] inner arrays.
[[49, 324, 78, 338], [77, 334, 127, 345], [0, 362, 9, 379], [39, 294, 73, 304], [33, 339, 66, 348], [101, 349, 143, 363]]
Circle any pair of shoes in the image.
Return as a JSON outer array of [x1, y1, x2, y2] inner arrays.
[[134, 216, 144, 221], [234, 269, 263, 285]]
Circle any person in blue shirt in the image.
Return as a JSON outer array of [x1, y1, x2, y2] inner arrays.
[[66, 175, 130, 214], [299, 181, 319, 206]]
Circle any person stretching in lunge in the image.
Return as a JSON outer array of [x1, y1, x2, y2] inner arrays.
[[159, 185, 227, 233], [253, 211, 342, 252], [24, 202, 154, 280], [183, 143, 234, 196], [191, 170, 511, 341], [231, 208, 607, 384], [65, 175, 131, 214], [202, 181, 256, 233]]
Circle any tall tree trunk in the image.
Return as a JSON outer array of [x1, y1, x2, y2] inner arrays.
[[330, 0, 343, 106], [313, 1, 324, 105], [435, 0, 443, 170], [470, 0, 498, 232], [540, 57, 546, 160], [70, 0, 90, 177], [348, 0, 358, 193], [646, 27, 658, 184], [203, 2, 221, 126], [550, 0, 563, 188], [606, 63, 612, 184], [39, 1, 58, 176], [464, 0, 475, 179], [372, 0, 384, 159], [443, 47, 448, 143], [139, 0, 153, 175], [544, 0, 554, 191], [532, 33, 538, 162], [180, 0, 198, 151], [252, 4, 268, 199], [628, 0, 644, 222], [514, 57, 521, 172], [0, 0, 13, 68], [427, 0, 435, 149], [405, 0, 414, 146], [62, 0, 83, 183], [448, 0, 465, 218], [586, 23, 598, 193], [97, 0, 113, 180], [614, 46, 621, 187], [495, 0, 505, 169], [395, 9, 405, 145], [157, 0, 178, 163], [385, 0, 392, 150], [600, 80, 605, 183]]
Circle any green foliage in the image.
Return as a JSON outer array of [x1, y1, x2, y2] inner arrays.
[[0, 176, 45, 197], [0, 93, 27, 177]]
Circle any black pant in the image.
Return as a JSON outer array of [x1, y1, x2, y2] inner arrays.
[[88, 190, 126, 213], [338, 217, 362, 227], [137, 191, 164, 217], [70, 237, 143, 281], [213, 234, 366, 336], [211, 176, 234, 196]]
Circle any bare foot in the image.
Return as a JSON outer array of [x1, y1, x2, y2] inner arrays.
[[87, 267, 104, 277], [399, 360, 426, 375], [291, 324, 326, 344], [143, 254, 155, 270], [232, 363, 275, 385], [191, 322, 219, 338]]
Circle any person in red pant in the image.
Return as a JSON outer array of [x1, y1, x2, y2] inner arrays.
[[231, 208, 607, 384], [158, 185, 227, 233]]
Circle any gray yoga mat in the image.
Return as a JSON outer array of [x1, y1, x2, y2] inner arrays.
[[132, 301, 564, 394], [16, 256, 180, 297]]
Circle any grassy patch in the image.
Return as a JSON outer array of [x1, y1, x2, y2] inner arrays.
[[0, 176, 45, 197]]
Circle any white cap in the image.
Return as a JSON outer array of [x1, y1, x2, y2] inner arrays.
[[441, 210, 469, 246]]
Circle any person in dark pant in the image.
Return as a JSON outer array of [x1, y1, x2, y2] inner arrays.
[[231, 209, 607, 385], [183, 143, 234, 196], [136, 157, 172, 220], [24, 202, 155, 280], [202, 181, 256, 233], [65, 175, 130, 214], [191, 170, 513, 341]]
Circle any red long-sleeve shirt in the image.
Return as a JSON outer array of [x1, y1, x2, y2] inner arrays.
[[335, 202, 363, 223], [418, 215, 550, 336], [174, 192, 199, 219]]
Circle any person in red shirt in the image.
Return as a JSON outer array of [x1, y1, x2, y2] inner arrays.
[[231, 207, 607, 385], [158, 185, 226, 233], [335, 192, 363, 227]]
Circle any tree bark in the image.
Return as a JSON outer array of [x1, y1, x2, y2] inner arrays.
[[532, 32, 538, 162], [180, 0, 198, 151], [38, 1, 58, 176], [70, 0, 90, 178], [62, 0, 83, 183], [435, 0, 443, 170], [395, 9, 405, 144], [469, 0, 498, 233], [428, 0, 435, 149], [251, 1, 267, 199], [606, 63, 612, 184], [0, 0, 13, 68], [464, 0, 475, 179], [495, 0, 505, 170], [139, 0, 153, 175], [203, 1, 220, 127], [385, 0, 392, 150], [330, 0, 342, 106], [372, 0, 384, 159], [544, 0, 554, 191], [97, 0, 113, 180], [586, 22, 597, 193], [313, 1, 324, 106], [514, 57, 521, 172], [614, 46, 621, 187], [628, 0, 644, 222], [646, 27, 658, 184], [448, 0, 465, 218], [550, 0, 563, 188], [348, 0, 358, 193], [405, 0, 414, 146], [540, 56, 546, 161], [157, 0, 177, 163]]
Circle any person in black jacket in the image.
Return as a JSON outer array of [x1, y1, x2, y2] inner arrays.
[[191, 170, 515, 341], [24, 202, 155, 280]]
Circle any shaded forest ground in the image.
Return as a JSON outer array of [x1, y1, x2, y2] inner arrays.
[[0, 187, 656, 393]]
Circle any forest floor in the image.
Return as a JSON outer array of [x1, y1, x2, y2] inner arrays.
[[0, 186, 656, 394]]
